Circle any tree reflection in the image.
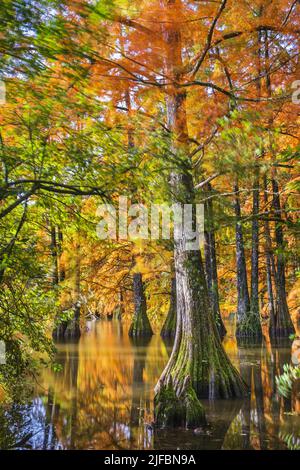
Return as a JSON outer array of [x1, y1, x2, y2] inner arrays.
[[1, 322, 299, 449]]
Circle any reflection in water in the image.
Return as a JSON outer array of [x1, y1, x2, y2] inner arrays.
[[0, 320, 299, 450]]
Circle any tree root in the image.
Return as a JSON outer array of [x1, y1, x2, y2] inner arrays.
[[154, 376, 206, 428]]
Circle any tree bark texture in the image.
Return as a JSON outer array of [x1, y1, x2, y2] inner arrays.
[[129, 272, 153, 338], [154, 1, 246, 428]]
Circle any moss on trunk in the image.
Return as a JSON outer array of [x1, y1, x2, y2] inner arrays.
[[236, 310, 262, 339], [204, 184, 227, 339], [155, 9, 247, 428], [161, 277, 176, 338], [129, 272, 153, 338], [234, 182, 262, 338], [270, 178, 295, 338], [154, 223, 247, 428], [154, 376, 206, 428]]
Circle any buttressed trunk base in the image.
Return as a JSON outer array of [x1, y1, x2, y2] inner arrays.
[[129, 272, 153, 338], [154, 174, 247, 428], [235, 184, 262, 339]]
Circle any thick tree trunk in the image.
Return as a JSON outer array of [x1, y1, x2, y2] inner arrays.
[[204, 184, 226, 337], [155, 170, 246, 428], [263, 30, 294, 338], [161, 276, 177, 338], [117, 288, 124, 320], [271, 178, 295, 337], [234, 184, 252, 337], [204, 231, 212, 289], [248, 170, 262, 338], [249, 30, 263, 338], [263, 175, 276, 336], [124, 87, 153, 338], [53, 231, 81, 340], [65, 240, 81, 339], [154, 4, 246, 427], [129, 272, 153, 338]]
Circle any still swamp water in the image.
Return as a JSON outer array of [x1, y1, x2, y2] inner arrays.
[[0, 320, 299, 450]]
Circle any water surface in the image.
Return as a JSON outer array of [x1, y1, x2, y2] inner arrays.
[[0, 320, 299, 450]]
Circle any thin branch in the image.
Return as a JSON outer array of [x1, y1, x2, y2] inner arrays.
[[0, 186, 37, 220], [192, 0, 227, 77]]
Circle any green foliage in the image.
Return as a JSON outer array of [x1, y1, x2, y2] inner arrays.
[[279, 432, 300, 451], [276, 364, 300, 399], [0, 1, 67, 77]]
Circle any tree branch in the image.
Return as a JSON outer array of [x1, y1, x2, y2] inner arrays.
[[192, 0, 227, 77]]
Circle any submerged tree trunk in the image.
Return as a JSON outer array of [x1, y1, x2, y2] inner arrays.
[[65, 240, 81, 339], [263, 175, 276, 336], [161, 276, 177, 338], [263, 30, 294, 338], [204, 184, 226, 337], [57, 228, 65, 282], [250, 174, 259, 315], [124, 86, 153, 338], [52, 229, 81, 340], [250, 169, 262, 337], [250, 30, 262, 330], [50, 225, 59, 286], [117, 288, 124, 320], [234, 184, 252, 337], [52, 318, 68, 340], [51, 225, 68, 340], [154, 2, 246, 428], [129, 272, 153, 338], [155, 169, 246, 428], [271, 178, 294, 337]]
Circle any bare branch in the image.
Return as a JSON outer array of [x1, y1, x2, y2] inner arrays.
[[192, 0, 227, 77]]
